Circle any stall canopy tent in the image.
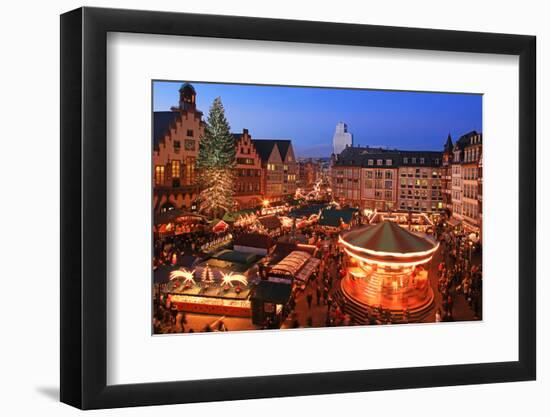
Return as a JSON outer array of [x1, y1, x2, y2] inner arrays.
[[258, 215, 282, 230], [155, 209, 206, 225], [318, 207, 356, 227], [222, 208, 257, 223], [233, 233, 274, 249], [288, 204, 327, 218], [448, 218, 462, 227], [211, 220, 229, 233], [271, 251, 311, 276]]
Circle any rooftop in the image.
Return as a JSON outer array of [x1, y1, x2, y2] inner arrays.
[[340, 221, 435, 254]]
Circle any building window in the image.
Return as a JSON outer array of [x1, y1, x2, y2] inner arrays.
[[386, 159, 392, 166], [154, 165, 165, 185], [368, 159, 374, 166], [377, 159, 383, 166], [412, 157, 417, 164], [186, 129, 194, 137], [173, 140, 181, 153], [403, 157, 408, 164], [171, 160, 180, 179], [420, 158, 425, 164]]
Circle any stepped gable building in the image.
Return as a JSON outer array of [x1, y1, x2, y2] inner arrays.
[[331, 145, 444, 212], [231, 129, 263, 209], [153, 82, 205, 212], [252, 139, 297, 201]]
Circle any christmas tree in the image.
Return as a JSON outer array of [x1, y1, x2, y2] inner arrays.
[[196, 97, 236, 218]]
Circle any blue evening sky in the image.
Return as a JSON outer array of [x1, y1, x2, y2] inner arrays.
[[153, 81, 482, 158]]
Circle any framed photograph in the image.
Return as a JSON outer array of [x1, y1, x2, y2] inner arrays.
[[60, 6, 536, 410]]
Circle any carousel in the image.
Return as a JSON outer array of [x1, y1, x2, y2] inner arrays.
[[338, 220, 439, 323]]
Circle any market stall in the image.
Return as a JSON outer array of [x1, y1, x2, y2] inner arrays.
[[250, 280, 292, 326]]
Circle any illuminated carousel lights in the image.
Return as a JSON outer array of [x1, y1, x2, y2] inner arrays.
[[339, 235, 439, 259], [342, 247, 434, 268]]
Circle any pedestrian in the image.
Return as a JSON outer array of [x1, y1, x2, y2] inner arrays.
[[316, 287, 321, 306], [447, 294, 454, 318], [170, 306, 178, 325], [306, 292, 313, 309], [307, 316, 313, 327]]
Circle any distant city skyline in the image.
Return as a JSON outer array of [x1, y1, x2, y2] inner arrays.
[[153, 81, 482, 158]]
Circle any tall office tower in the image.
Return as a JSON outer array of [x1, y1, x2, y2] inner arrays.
[[332, 122, 353, 156]]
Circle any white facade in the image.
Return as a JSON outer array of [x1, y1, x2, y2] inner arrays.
[[332, 122, 353, 155]]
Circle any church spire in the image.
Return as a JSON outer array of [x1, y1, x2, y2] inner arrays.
[[444, 133, 453, 152]]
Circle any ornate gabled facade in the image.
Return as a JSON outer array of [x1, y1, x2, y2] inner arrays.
[[275, 140, 298, 197], [232, 129, 263, 209], [153, 83, 205, 212], [252, 139, 297, 201]]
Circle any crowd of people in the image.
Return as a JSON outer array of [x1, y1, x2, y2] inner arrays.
[[435, 219, 483, 321], [153, 207, 483, 334]]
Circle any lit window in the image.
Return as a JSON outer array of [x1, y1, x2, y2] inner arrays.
[[368, 159, 374, 166], [377, 159, 383, 166], [171, 160, 180, 178], [154, 165, 165, 185]]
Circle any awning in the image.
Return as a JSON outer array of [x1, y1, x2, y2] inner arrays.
[[448, 218, 462, 227], [155, 209, 206, 225], [295, 258, 320, 282]]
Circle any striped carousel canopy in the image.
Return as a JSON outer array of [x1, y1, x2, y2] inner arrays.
[[339, 221, 437, 260]]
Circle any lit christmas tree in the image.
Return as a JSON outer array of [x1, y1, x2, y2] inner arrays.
[[197, 97, 236, 219]]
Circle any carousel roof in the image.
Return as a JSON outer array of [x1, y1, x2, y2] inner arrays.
[[341, 221, 435, 255]]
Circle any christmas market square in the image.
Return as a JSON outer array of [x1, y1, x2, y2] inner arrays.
[[152, 81, 483, 334]]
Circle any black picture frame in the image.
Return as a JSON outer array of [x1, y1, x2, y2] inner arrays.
[[60, 6, 536, 410]]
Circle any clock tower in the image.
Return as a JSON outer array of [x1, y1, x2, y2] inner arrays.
[[176, 82, 197, 112]]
